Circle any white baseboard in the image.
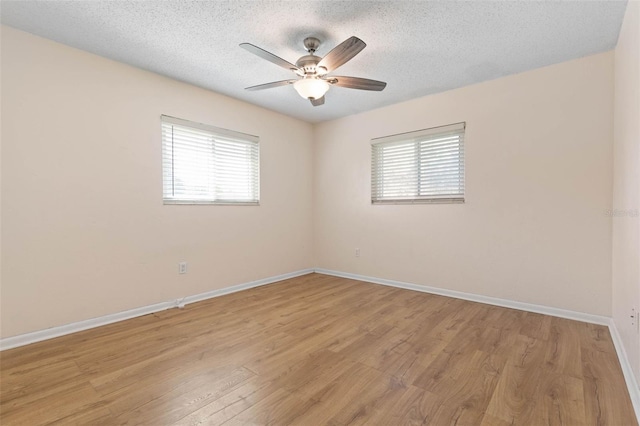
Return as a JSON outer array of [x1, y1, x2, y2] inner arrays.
[[315, 268, 610, 325], [0, 300, 176, 352], [0, 268, 314, 351], [608, 320, 640, 420], [180, 268, 315, 306], [315, 267, 640, 421]]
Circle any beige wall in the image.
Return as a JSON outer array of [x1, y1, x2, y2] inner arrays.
[[0, 26, 3, 328], [0, 24, 622, 339], [314, 52, 614, 316], [613, 0, 640, 381], [0, 26, 314, 338]]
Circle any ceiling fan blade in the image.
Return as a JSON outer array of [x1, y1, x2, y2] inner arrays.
[[328, 76, 387, 91], [240, 43, 300, 73], [310, 96, 325, 107], [245, 80, 297, 91], [317, 36, 366, 73]]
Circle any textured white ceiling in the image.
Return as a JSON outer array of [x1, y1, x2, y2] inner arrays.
[[1, 1, 628, 123]]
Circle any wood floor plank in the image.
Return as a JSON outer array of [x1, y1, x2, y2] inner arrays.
[[370, 385, 443, 426], [111, 367, 255, 424], [0, 273, 636, 425], [220, 387, 314, 426], [385, 335, 450, 386], [172, 377, 276, 426], [1, 358, 84, 404], [287, 362, 401, 425], [519, 311, 553, 341], [539, 374, 586, 426], [582, 346, 637, 425], [0, 381, 106, 425], [484, 335, 551, 424], [266, 349, 357, 399], [545, 317, 584, 378]]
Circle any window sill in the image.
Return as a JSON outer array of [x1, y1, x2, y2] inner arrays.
[[163, 200, 260, 206], [372, 198, 464, 205]]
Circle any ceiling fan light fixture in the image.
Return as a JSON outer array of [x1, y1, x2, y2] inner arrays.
[[241, 36, 385, 107], [293, 77, 329, 100]]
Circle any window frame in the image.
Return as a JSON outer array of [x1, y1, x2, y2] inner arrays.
[[161, 115, 260, 206], [371, 122, 465, 205]]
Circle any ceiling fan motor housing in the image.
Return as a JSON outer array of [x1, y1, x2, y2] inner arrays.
[[296, 55, 323, 75]]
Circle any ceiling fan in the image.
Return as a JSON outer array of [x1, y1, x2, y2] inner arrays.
[[240, 36, 387, 107]]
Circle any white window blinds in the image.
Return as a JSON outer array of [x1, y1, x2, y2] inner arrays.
[[161, 115, 259, 205], [371, 122, 465, 204]]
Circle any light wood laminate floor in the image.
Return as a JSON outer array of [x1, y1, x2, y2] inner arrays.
[[1, 273, 636, 425]]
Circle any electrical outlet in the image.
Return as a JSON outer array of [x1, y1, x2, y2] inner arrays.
[[355, 248, 360, 257], [178, 262, 188, 274]]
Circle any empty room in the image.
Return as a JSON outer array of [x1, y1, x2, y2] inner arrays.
[[1, 0, 639, 424]]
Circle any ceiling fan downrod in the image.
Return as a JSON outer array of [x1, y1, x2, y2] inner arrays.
[[296, 37, 325, 76]]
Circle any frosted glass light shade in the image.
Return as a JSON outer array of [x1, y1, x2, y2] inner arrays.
[[293, 78, 330, 100]]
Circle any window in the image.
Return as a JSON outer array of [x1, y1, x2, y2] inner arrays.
[[161, 115, 259, 205], [371, 122, 465, 204]]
